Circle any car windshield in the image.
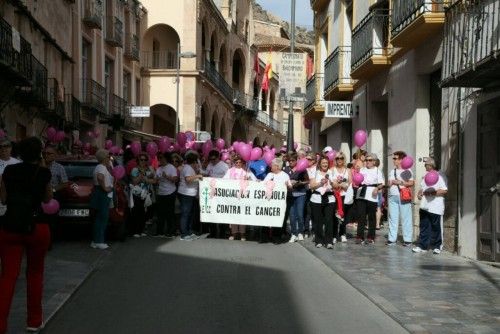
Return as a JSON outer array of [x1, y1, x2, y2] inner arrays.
[[58, 161, 97, 180]]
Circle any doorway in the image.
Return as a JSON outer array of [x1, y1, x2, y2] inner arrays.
[[477, 97, 500, 261]]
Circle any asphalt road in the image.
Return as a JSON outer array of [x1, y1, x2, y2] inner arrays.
[[42, 237, 407, 334]]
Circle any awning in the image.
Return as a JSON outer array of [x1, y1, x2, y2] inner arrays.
[[121, 129, 163, 141]]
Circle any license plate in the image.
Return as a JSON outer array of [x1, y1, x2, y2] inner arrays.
[[59, 209, 90, 217]]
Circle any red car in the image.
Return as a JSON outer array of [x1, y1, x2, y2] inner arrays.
[[56, 157, 128, 240]]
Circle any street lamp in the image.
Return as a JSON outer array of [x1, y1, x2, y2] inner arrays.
[[175, 43, 196, 137]]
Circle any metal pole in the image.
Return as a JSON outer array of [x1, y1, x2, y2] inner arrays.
[[175, 43, 180, 137], [286, 0, 296, 152]]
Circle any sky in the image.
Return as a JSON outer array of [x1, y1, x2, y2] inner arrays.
[[256, 0, 313, 29]]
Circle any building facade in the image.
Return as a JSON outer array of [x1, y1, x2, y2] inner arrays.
[[307, 0, 500, 261]]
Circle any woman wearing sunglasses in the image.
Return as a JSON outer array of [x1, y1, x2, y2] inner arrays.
[[130, 153, 157, 237], [332, 152, 352, 243]]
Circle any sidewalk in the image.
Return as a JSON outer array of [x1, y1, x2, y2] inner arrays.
[[7, 241, 109, 334], [302, 226, 500, 334]]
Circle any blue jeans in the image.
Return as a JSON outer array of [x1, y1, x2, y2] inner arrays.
[[418, 209, 442, 249], [178, 194, 195, 237], [388, 195, 413, 243], [90, 188, 111, 244], [289, 195, 306, 236]]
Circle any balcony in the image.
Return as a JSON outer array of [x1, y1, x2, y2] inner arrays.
[[0, 18, 32, 85], [82, 0, 103, 29], [392, 0, 447, 49], [141, 50, 176, 69], [15, 55, 48, 107], [111, 94, 126, 117], [47, 78, 65, 118], [441, 0, 500, 88], [256, 110, 281, 132], [324, 46, 354, 99], [64, 94, 81, 130], [203, 61, 233, 103], [351, 9, 391, 80], [81, 78, 106, 115], [105, 16, 123, 47], [124, 34, 139, 61], [233, 90, 258, 117], [304, 74, 325, 119], [124, 107, 144, 130]]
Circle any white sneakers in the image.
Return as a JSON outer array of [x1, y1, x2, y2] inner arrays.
[[326, 243, 333, 249], [90, 242, 109, 250], [433, 248, 441, 254], [297, 233, 304, 241], [289, 235, 298, 243], [340, 235, 347, 243], [412, 246, 427, 253]]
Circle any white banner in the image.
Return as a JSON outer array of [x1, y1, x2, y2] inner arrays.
[[324, 101, 354, 118], [129, 106, 150, 117], [199, 178, 287, 227]]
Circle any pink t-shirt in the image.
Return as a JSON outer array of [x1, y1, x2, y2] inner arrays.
[[223, 167, 257, 181]]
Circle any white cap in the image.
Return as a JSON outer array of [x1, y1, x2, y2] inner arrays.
[[323, 146, 333, 153]]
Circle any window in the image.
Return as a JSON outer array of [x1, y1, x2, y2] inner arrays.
[[135, 78, 141, 105], [123, 71, 131, 102], [82, 40, 91, 79]]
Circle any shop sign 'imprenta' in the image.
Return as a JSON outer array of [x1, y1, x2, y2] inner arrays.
[[324, 101, 354, 118]]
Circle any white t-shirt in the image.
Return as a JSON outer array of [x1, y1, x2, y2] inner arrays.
[[207, 161, 229, 178], [177, 164, 199, 197], [0, 157, 20, 215], [223, 167, 257, 181], [420, 174, 447, 215], [94, 164, 114, 198], [263, 171, 290, 186], [156, 163, 177, 196], [388, 168, 414, 197], [332, 167, 350, 196], [310, 169, 335, 204], [356, 167, 384, 203]]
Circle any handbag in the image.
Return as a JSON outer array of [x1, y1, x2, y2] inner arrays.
[[394, 169, 412, 204]]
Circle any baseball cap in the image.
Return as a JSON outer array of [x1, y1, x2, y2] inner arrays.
[[423, 157, 436, 167], [323, 146, 333, 153]]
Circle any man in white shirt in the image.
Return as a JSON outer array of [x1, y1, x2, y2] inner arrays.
[[413, 158, 448, 254], [0, 138, 20, 218]]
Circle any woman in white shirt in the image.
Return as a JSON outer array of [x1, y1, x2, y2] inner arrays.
[[332, 151, 352, 243], [154, 152, 179, 237], [309, 156, 337, 249], [223, 154, 257, 241], [355, 153, 385, 244], [178, 152, 203, 241], [90, 149, 114, 249]]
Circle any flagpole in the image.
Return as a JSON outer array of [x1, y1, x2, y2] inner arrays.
[[286, 0, 296, 152]]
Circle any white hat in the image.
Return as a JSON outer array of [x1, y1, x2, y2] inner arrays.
[[323, 146, 333, 153]]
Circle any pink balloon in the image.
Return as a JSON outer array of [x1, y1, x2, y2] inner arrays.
[[295, 158, 309, 172], [46, 127, 56, 141], [264, 145, 269, 151], [173, 143, 181, 152], [41, 199, 60, 215], [105, 140, 113, 150], [239, 144, 252, 161], [55, 131, 66, 143], [248, 140, 253, 145], [185, 131, 195, 142], [112, 166, 126, 180], [424, 170, 439, 186], [146, 142, 158, 157], [263, 150, 274, 166], [158, 140, 169, 153], [84, 142, 91, 150], [176, 132, 187, 147], [232, 141, 241, 151], [250, 147, 263, 161], [119, 149, 124, 155], [353, 172, 364, 186], [401, 156, 414, 170], [326, 151, 335, 162], [216, 138, 225, 150], [110, 146, 120, 155], [130, 141, 141, 156], [354, 130, 367, 148], [221, 152, 230, 161]]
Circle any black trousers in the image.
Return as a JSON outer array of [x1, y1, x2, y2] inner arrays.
[[310, 202, 334, 245], [130, 195, 149, 235], [304, 190, 312, 232], [155, 193, 177, 236], [356, 199, 377, 240]]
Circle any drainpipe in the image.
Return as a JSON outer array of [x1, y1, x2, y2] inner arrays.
[[455, 88, 462, 254]]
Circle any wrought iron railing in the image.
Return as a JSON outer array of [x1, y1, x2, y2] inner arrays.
[[81, 78, 106, 114], [441, 0, 500, 86], [233, 90, 258, 112], [124, 33, 139, 61], [65, 94, 81, 129], [124, 107, 144, 129], [203, 60, 233, 102], [111, 94, 126, 117], [351, 9, 390, 71], [0, 18, 32, 84], [256, 110, 281, 132], [392, 0, 447, 37], [47, 78, 65, 117], [141, 50, 176, 69], [105, 16, 123, 47], [16, 55, 47, 106], [324, 46, 352, 93], [82, 0, 103, 29], [305, 74, 316, 111]]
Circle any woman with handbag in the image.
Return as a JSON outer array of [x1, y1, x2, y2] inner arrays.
[[386, 150, 415, 246], [332, 151, 353, 243], [0, 137, 53, 333]]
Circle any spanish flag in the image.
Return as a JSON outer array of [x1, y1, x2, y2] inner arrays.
[[262, 52, 272, 92]]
